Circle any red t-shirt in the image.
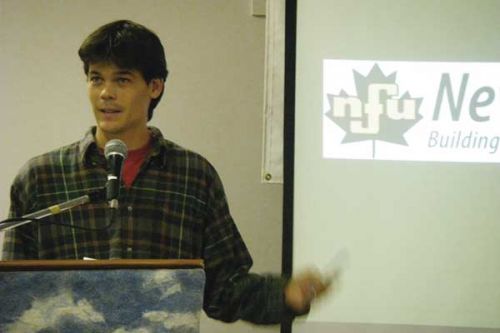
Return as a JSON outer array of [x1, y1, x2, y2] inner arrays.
[[122, 141, 151, 188]]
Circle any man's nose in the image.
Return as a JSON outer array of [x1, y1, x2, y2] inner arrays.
[[100, 82, 117, 100]]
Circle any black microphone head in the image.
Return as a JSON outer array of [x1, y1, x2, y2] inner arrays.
[[104, 139, 128, 206], [104, 139, 128, 159]]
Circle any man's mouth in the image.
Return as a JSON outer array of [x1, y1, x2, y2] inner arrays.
[[100, 108, 121, 114]]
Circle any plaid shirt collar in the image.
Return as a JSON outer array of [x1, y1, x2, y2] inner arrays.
[[78, 126, 171, 168]]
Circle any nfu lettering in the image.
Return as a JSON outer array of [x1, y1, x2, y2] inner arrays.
[[332, 84, 418, 134]]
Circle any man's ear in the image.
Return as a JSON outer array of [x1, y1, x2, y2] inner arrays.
[[149, 78, 164, 99]]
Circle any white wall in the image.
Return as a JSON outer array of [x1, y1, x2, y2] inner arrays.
[[0, 1, 282, 332]]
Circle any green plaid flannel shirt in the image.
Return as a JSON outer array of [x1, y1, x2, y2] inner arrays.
[[2, 127, 290, 324]]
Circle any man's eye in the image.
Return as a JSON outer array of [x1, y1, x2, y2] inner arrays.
[[117, 78, 130, 84], [89, 77, 102, 84]]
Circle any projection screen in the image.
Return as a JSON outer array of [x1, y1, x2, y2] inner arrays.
[[286, 1, 500, 332]]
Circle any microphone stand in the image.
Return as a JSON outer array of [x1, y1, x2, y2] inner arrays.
[[0, 189, 105, 232]]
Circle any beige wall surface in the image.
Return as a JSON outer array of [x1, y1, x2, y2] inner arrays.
[[0, 1, 282, 332]]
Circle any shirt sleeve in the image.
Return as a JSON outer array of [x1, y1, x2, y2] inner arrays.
[[201, 165, 293, 324]]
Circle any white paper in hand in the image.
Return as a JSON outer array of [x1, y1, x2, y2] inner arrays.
[[323, 248, 350, 283]]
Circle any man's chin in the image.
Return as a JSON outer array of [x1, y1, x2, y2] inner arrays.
[[95, 123, 126, 138]]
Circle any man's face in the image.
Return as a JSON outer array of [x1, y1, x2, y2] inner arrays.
[[87, 62, 162, 140]]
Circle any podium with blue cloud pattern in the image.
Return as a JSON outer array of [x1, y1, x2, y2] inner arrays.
[[0, 259, 205, 333]]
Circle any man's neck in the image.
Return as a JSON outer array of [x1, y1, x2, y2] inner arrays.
[[95, 128, 151, 150]]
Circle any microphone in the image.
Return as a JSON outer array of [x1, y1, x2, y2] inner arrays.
[[0, 188, 106, 231], [104, 139, 128, 209]]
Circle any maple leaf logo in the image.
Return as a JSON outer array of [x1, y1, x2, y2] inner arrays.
[[325, 64, 423, 157]]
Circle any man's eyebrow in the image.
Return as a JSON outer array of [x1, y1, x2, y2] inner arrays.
[[115, 70, 134, 76], [87, 69, 135, 76]]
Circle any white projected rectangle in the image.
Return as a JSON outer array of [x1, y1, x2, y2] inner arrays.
[[323, 60, 500, 162]]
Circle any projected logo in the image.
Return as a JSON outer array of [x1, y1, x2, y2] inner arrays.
[[325, 64, 423, 158], [323, 60, 500, 162]]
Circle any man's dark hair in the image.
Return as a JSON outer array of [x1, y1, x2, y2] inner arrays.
[[78, 20, 168, 121]]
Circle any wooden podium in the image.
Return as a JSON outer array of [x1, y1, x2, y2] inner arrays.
[[0, 259, 205, 333]]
